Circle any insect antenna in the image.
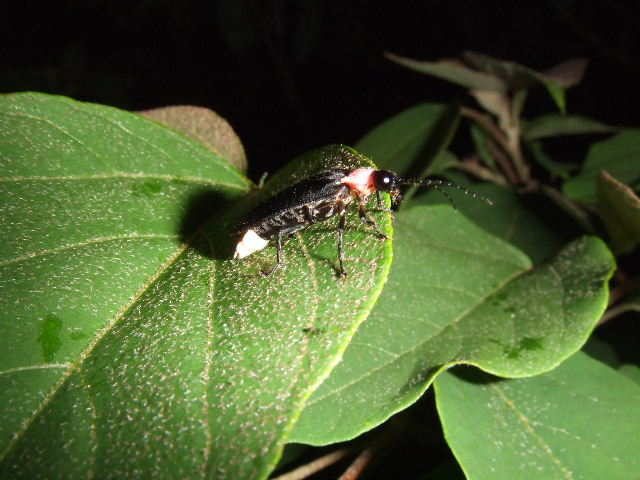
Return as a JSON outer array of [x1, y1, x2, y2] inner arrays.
[[401, 178, 494, 209]]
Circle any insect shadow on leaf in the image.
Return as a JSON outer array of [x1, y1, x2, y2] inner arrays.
[[178, 189, 237, 260]]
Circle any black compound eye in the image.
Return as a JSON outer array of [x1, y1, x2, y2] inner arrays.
[[373, 170, 399, 192]]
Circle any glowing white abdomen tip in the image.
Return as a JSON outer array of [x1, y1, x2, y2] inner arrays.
[[234, 229, 269, 259]]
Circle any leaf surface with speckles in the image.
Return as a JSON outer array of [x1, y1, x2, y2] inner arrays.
[[435, 352, 640, 479], [290, 204, 614, 445], [0, 94, 392, 479]]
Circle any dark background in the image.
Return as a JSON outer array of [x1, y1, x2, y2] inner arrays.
[[2, 2, 638, 477], [2, 0, 638, 179]]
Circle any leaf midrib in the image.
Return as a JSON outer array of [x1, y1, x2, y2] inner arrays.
[[489, 382, 574, 479], [0, 233, 179, 267], [0, 173, 248, 189]]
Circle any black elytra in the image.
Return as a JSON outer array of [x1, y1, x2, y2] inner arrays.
[[233, 167, 491, 278]]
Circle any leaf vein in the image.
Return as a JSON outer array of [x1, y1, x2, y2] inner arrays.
[[0, 111, 102, 160], [0, 233, 180, 267], [0, 241, 192, 463], [0, 363, 71, 377], [305, 266, 526, 406], [490, 383, 574, 479], [0, 172, 248, 189]]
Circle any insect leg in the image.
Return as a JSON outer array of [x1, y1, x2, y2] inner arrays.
[[259, 231, 283, 276], [260, 225, 301, 276], [358, 198, 387, 240]]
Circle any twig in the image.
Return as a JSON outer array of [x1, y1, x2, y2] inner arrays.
[[598, 272, 640, 326], [461, 107, 510, 154], [337, 445, 377, 480], [598, 301, 640, 326], [337, 417, 406, 480], [461, 106, 529, 185], [608, 273, 640, 307], [456, 157, 509, 186], [270, 448, 352, 480], [485, 137, 520, 185], [540, 184, 596, 233]]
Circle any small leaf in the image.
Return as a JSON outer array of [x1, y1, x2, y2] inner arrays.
[[469, 89, 513, 137], [543, 58, 588, 88], [563, 129, 640, 204], [355, 102, 460, 178], [138, 105, 248, 173], [462, 52, 585, 113], [434, 352, 640, 480], [597, 170, 640, 252], [290, 204, 614, 445], [385, 52, 506, 92], [523, 113, 617, 141]]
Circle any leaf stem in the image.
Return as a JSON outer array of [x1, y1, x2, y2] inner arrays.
[[457, 156, 509, 186], [337, 417, 406, 480], [461, 106, 530, 185], [270, 448, 352, 480]]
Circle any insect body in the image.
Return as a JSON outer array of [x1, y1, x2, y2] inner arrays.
[[234, 167, 491, 277]]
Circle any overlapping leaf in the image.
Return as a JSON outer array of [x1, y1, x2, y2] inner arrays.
[[138, 105, 248, 173], [290, 204, 614, 445], [0, 94, 392, 479], [435, 352, 640, 479], [523, 114, 616, 141]]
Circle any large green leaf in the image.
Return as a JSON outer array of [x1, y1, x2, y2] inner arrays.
[[0, 94, 392, 479], [563, 129, 640, 204], [435, 352, 640, 479], [290, 204, 614, 445]]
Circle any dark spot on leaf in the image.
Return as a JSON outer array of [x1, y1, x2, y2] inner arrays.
[[302, 327, 324, 336], [37, 314, 63, 362], [519, 337, 544, 351], [69, 328, 88, 340], [504, 347, 521, 359], [178, 189, 236, 259], [490, 336, 544, 359], [131, 180, 163, 197]]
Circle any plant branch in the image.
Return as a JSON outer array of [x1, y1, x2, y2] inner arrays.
[[457, 156, 509, 186], [608, 273, 640, 308], [485, 137, 521, 185], [270, 448, 352, 480], [461, 106, 529, 185], [540, 185, 596, 233], [337, 417, 406, 480]]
